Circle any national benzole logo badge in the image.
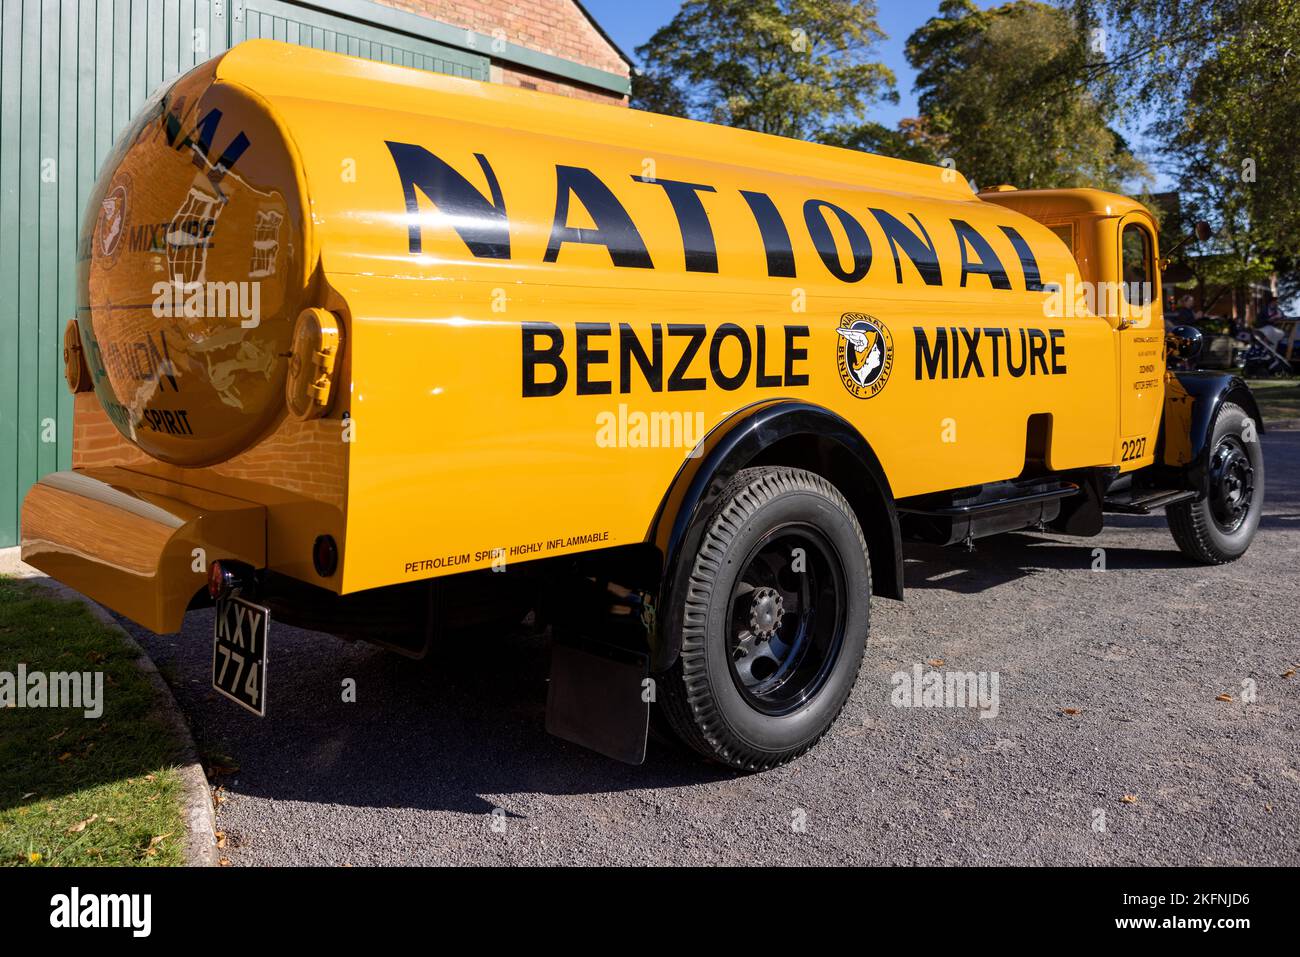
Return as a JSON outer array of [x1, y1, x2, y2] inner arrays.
[[836, 313, 893, 399], [97, 179, 130, 268]]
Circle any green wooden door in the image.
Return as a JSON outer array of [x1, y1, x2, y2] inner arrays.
[[0, 0, 488, 547]]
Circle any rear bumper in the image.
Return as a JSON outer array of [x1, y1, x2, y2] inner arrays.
[[20, 468, 265, 633]]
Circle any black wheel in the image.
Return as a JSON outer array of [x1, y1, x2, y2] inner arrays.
[[657, 466, 871, 770], [1167, 402, 1264, 564]]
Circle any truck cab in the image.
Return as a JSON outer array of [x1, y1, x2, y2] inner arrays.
[[980, 187, 1166, 472], [976, 184, 1262, 561]]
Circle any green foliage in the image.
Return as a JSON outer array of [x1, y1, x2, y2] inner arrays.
[[630, 0, 1297, 310], [904, 0, 1148, 190], [1090, 0, 1300, 302], [820, 117, 942, 164], [631, 0, 897, 141]]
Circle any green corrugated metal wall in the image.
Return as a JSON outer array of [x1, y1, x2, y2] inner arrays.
[[0, 0, 488, 547]]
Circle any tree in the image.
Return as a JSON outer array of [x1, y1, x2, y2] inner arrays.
[[904, 0, 1148, 190], [1088, 0, 1300, 311], [820, 117, 943, 165], [631, 0, 897, 142]]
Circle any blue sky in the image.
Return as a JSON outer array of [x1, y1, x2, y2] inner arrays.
[[583, 0, 1170, 189], [583, 0, 963, 129]]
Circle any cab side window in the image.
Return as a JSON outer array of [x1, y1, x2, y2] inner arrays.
[[1121, 224, 1153, 306], [1049, 223, 1074, 255]]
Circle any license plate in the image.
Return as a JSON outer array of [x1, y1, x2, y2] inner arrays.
[[212, 596, 270, 717]]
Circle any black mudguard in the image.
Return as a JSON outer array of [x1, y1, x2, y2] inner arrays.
[[1158, 371, 1263, 493], [646, 399, 901, 673]]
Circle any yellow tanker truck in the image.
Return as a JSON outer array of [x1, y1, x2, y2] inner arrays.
[[22, 41, 1263, 769]]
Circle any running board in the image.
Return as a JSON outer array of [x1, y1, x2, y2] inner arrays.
[[898, 483, 1079, 517], [1103, 488, 1198, 515], [897, 479, 1080, 547]]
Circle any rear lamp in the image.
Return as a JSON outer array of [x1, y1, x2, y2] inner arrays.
[[207, 560, 253, 600], [313, 535, 338, 578], [208, 560, 236, 600]]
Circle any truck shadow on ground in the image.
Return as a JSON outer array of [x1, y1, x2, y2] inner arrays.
[[132, 611, 735, 816], [904, 420, 1300, 595], [902, 531, 1198, 594]]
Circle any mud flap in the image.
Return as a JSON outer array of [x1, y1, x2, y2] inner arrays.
[[545, 636, 649, 765]]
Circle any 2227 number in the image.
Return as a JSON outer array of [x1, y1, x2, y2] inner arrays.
[[1121, 436, 1148, 462]]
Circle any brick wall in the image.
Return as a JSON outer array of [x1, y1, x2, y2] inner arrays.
[[377, 0, 630, 105], [493, 64, 621, 104], [73, 395, 348, 512]]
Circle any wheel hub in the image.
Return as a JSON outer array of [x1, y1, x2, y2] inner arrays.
[[725, 525, 847, 716], [1209, 439, 1255, 531], [748, 587, 785, 642]]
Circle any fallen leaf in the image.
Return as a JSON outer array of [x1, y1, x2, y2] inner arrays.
[[66, 814, 99, 834], [20, 792, 35, 800], [215, 831, 228, 849], [144, 774, 156, 782], [218, 857, 232, 867], [927, 659, 945, 667], [46, 728, 67, 742], [57, 752, 71, 762], [1060, 708, 1080, 715], [1216, 694, 1234, 702], [1121, 794, 1138, 804], [1281, 669, 1295, 679]]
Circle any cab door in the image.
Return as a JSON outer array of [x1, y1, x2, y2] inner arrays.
[[1114, 213, 1163, 467]]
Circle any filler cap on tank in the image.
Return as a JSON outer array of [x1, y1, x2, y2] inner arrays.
[[63, 319, 93, 394], [285, 307, 342, 420]]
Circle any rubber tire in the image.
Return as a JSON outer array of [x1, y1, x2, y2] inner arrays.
[[657, 466, 871, 771], [1167, 402, 1264, 564]]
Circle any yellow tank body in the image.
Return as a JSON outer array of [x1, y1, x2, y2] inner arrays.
[[23, 40, 1166, 630]]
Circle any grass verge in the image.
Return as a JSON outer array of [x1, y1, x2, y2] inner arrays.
[[0, 577, 187, 866], [1246, 379, 1300, 428]]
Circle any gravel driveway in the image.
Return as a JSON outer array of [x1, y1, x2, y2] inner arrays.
[[116, 430, 1300, 866]]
